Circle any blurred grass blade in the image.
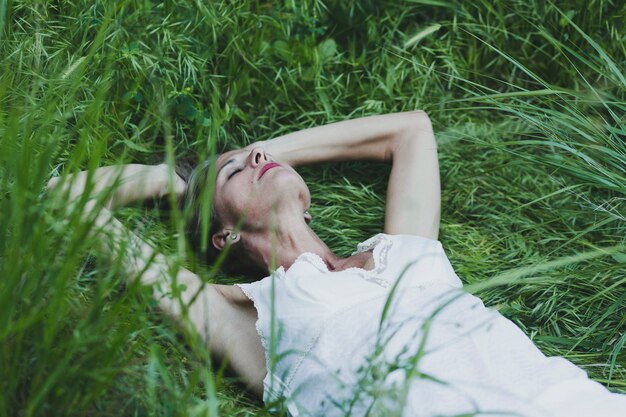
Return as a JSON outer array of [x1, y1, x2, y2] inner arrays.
[[404, 23, 441, 48]]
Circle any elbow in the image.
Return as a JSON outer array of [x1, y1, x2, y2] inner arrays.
[[406, 110, 434, 142], [389, 111, 436, 158]]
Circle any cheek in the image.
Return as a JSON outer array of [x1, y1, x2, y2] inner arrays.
[[214, 185, 248, 225], [218, 169, 310, 227], [211, 195, 229, 225], [224, 179, 271, 223]]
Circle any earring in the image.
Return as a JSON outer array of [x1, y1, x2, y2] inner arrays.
[[230, 232, 239, 241]]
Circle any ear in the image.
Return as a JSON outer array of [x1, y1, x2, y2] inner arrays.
[[211, 229, 240, 251], [304, 210, 313, 224]]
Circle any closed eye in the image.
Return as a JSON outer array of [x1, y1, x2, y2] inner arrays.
[[227, 168, 242, 180]]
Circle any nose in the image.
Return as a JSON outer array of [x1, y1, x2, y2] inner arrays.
[[248, 147, 268, 168]]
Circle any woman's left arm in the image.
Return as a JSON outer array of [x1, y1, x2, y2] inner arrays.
[[253, 111, 440, 240], [384, 112, 440, 240]]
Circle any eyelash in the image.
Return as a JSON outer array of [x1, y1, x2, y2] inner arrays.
[[228, 168, 242, 180]]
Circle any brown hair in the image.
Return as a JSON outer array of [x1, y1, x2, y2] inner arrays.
[[177, 157, 222, 265]]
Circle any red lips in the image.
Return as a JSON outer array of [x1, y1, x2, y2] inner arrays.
[[258, 162, 280, 180]]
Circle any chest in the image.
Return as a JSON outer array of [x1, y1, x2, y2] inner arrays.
[[339, 250, 376, 271]]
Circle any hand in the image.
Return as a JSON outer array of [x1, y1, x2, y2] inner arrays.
[[155, 163, 188, 201], [243, 140, 296, 167]]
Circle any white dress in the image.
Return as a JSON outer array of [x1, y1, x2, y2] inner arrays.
[[236, 234, 626, 417]]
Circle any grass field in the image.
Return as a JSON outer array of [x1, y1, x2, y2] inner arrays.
[[1, 0, 625, 416]]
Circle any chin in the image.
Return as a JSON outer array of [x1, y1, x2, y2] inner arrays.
[[264, 169, 310, 206], [244, 172, 310, 231]]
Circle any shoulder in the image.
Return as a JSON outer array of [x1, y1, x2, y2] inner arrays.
[[214, 283, 254, 306], [356, 233, 461, 287], [356, 233, 442, 254], [374, 233, 446, 264]]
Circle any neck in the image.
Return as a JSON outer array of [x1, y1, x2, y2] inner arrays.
[[243, 212, 342, 273]]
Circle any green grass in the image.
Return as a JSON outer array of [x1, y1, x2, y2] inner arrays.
[[1, 0, 625, 415]]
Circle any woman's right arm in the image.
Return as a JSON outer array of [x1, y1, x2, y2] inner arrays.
[[86, 208, 265, 394], [254, 112, 441, 240], [46, 163, 187, 209], [47, 165, 266, 395]]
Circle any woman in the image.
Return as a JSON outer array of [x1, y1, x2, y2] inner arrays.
[[48, 112, 626, 417]]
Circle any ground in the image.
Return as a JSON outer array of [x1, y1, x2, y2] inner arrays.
[[0, 1, 624, 416]]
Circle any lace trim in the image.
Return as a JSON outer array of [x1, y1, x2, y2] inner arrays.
[[354, 233, 387, 254], [293, 252, 328, 274], [354, 233, 392, 287], [293, 233, 393, 288], [234, 269, 286, 403], [273, 265, 286, 279], [361, 233, 392, 276], [237, 268, 325, 414]]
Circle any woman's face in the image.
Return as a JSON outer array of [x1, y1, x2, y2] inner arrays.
[[212, 147, 311, 233]]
